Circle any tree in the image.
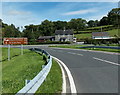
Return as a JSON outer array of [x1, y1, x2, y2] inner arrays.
[[87, 20, 95, 27], [53, 21, 68, 30], [41, 20, 54, 36], [68, 18, 87, 30], [107, 8, 120, 25], [2, 22, 21, 37], [99, 16, 109, 26]]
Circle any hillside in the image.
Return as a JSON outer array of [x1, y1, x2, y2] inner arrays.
[[74, 25, 119, 40]]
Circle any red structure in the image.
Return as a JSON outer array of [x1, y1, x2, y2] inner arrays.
[[3, 38, 28, 45]]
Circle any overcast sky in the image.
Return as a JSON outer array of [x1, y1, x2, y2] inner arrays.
[[1, 1, 119, 29]]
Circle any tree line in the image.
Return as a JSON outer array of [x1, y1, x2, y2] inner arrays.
[[1, 8, 120, 42]]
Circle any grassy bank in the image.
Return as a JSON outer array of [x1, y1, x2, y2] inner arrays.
[[36, 59, 62, 93], [50, 45, 120, 53], [2, 48, 45, 93], [74, 29, 119, 39], [49, 45, 89, 49], [85, 48, 120, 53], [1, 47, 30, 61]]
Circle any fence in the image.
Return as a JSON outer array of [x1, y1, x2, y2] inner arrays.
[[16, 48, 52, 94]]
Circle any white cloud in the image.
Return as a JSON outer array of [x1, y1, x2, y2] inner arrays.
[[62, 9, 98, 15], [8, 10, 31, 15], [85, 14, 107, 21]]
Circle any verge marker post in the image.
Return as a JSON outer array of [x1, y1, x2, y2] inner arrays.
[[8, 44, 10, 61], [21, 44, 23, 55]]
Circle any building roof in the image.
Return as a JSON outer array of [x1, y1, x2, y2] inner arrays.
[[92, 32, 109, 37], [38, 36, 54, 40], [55, 30, 73, 35], [92, 32, 110, 39]]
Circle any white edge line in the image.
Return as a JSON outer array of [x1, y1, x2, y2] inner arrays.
[[52, 56, 77, 93], [52, 56, 66, 93], [93, 57, 120, 66]]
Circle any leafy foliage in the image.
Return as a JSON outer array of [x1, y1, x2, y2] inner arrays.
[[1, 19, 22, 38], [1, 8, 119, 43]]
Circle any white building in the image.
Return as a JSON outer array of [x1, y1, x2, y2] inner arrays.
[[92, 32, 111, 39], [55, 30, 75, 42]]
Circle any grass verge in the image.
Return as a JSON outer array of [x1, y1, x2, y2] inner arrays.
[[2, 48, 45, 93], [36, 59, 62, 93], [1, 47, 30, 61], [84, 48, 120, 53], [49, 45, 120, 53], [74, 29, 119, 39]]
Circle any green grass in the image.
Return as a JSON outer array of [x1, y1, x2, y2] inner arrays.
[[74, 30, 91, 33], [1, 47, 30, 61], [36, 59, 62, 93], [85, 48, 120, 53], [74, 29, 119, 39], [49, 44, 86, 49], [2, 48, 45, 93], [106, 29, 120, 37], [87, 25, 113, 30], [74, 33, 91, 39], [50, 45, 120, 53]]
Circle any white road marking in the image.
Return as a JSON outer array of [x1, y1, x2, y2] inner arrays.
[[58, 50, 63, 52], [68, 52, 83, 56], [77, 54, 83, 56], [68, 52, 76, 55], [53, 57, 66, 93], [93, 57, 120, 66], [51, 50, 56, 52], [52, 56, 77, 93]]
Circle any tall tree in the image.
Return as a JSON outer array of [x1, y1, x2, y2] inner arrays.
[[68, 18, 87, 30], [107, 8, 120, 25], [99, 16, 109, 26]]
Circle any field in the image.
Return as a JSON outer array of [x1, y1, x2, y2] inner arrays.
[[74, 33, 91, 39], [2, 48, 45, 93], [74, 24, 119, 40], [106, 29, 119, 37], [87, 25, 113, 30]]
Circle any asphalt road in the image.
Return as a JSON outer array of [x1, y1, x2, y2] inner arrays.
[[39, 46, 119, 93], [2, 45, 119, 93]]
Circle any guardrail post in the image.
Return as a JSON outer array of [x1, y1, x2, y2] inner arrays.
[[25, 79, 31, 85], [8, 44, 10, 61]]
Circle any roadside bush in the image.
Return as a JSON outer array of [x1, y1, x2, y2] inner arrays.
[[29, 41, 71, 45]]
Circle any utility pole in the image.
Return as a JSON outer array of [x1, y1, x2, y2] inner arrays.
[[101, 26, 102, 32]]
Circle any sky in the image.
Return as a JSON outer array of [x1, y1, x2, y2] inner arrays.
[[1, 1, 119, 30]]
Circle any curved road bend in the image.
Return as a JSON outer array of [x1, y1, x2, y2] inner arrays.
[[24, 46, 119, 93]]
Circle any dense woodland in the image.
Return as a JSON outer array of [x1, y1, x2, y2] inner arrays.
[[1, 8, 120, 43]]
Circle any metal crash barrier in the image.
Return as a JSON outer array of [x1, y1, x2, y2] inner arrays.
[[16, 48, 52, 94]]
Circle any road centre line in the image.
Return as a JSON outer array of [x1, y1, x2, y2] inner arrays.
[[58, 50, 63, 52], [77, 54, 83, 56], [68, 52, 83, 56], [93, 57, 120, 66], [68, 52, 76, 55]]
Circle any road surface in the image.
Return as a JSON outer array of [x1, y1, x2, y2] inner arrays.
[[2, 45, 119, 93], [39, 46, 119, 93]]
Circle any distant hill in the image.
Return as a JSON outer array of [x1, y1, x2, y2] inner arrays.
[[74, 25, 119, 40]]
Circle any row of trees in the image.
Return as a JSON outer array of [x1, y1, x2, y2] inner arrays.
[[1, 19, 22, 38], [1, 8, 120, 42]]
